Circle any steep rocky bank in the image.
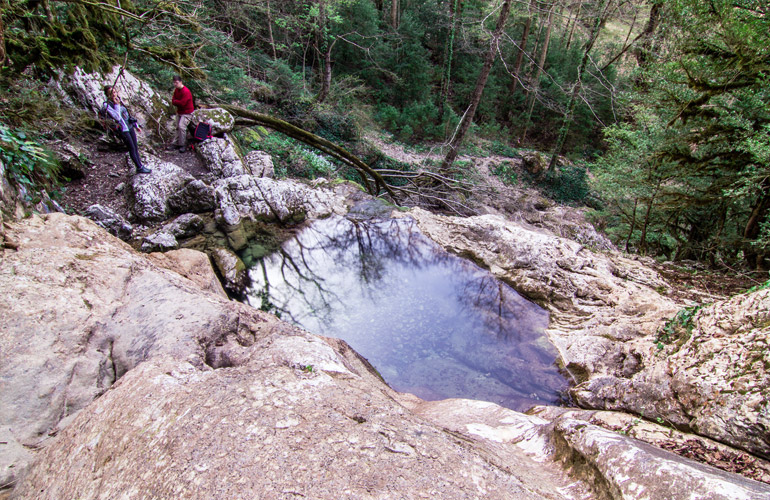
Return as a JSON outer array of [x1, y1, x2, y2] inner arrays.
[[1, 65, 768, 498], [2, 213, 769, 499]]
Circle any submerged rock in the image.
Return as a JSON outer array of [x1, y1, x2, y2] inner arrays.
[[210, 247, 249, 295]]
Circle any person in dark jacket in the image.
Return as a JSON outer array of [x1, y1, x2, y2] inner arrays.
[[170, 75, 194, 153], [100, 85, 151, 174]]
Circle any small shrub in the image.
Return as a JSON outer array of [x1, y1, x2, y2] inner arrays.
[[656, 305, 704, 348], [490, 141, 519, 158], [541, 163, 590, 204], [0, 123, 60, 194], [493, 161, 518, 185]]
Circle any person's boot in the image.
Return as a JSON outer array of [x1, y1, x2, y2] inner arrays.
[[136, 166, 152, 174]]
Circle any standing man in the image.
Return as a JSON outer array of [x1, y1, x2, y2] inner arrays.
[[170, 75, 194, 153]]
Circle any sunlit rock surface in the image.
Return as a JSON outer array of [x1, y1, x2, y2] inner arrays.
[[669, 290, 770, 459], [213, 175, 344, 227], [128, 155, 215, 222], [195, 135, 249, 178], [53, 66, 168, 133]]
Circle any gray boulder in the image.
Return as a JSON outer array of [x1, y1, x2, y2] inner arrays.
[[190, 107, 235, 135], [214, 175, 343, 227], [244, 150, 275, 178], [128, 155, 215, 222], [195, 136, 248, 178], [84, 204, 132, 240], [140, 230, 178, 252]]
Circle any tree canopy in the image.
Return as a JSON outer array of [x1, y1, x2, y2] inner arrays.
[[0, 0, 768, 270]]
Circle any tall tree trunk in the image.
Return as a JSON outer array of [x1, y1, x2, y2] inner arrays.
[[440, 0, 512, 172], [505, 0, 533, 133], [625, 198, 638, 252], [520, 1, 554, 142], [639, 181, 660, 255], [391, 0, 399, 29], [743, 180, 770, 269], [565, 0, 582, 49], [509, 0, 533, 95], [266, 0, 277, 60], [440, 0, 462, 118], [0, 15, 6, 67], [547, 0, 609, 170], [634, 0, 662, 68], [319, 45, 332, 103], [315, 0, 331, 102]]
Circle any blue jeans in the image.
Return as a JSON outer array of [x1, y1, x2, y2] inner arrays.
[[119, 128, 144, 171]]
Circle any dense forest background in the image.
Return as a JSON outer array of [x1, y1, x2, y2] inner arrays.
[[0, 0, 768, 272]]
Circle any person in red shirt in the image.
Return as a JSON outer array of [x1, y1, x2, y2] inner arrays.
[[170, 75, 194, 152]]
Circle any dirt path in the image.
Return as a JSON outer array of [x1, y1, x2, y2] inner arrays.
[[59, 139, 207, 221]]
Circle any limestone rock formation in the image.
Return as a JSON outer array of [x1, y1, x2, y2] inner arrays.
[[400, 208, 768, 459], [147, 248, 227, 298], [413, 399, 770, 500], [84, 204, 132, 240], [54, 66, 167, 134], [210, 246, 249, 295], [3, 212, 769, 499], [128, 155, 215, 222], [190, 107, 235, 135], [244, 150, 275, 178], [195, 136, 249, 178], [0, 213, 279, 489], [668, 290, 770, 459], [214, 175, 344, 227], [140, 230, 178, 252]]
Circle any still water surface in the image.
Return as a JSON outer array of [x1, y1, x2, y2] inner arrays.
[[245, 215, 569, 411]]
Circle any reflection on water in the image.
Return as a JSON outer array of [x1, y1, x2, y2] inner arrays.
[[245, 215, 569, 411]]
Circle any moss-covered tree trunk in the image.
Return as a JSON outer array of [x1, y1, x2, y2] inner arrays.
[[221, 104, 398, 203]]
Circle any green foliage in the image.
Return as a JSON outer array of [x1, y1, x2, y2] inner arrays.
[[489, 141, 519, 158], [590, 0, 770, 267], [655, 305, 704, 350], [492, 161, 518, 185], [255, 132, 336, 180], [540, 163, 589, 204], [0, 123, 60, 193], [743, 278, 770, 294]]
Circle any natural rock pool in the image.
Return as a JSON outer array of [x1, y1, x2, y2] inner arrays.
[[245, 215, 570, 411]]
